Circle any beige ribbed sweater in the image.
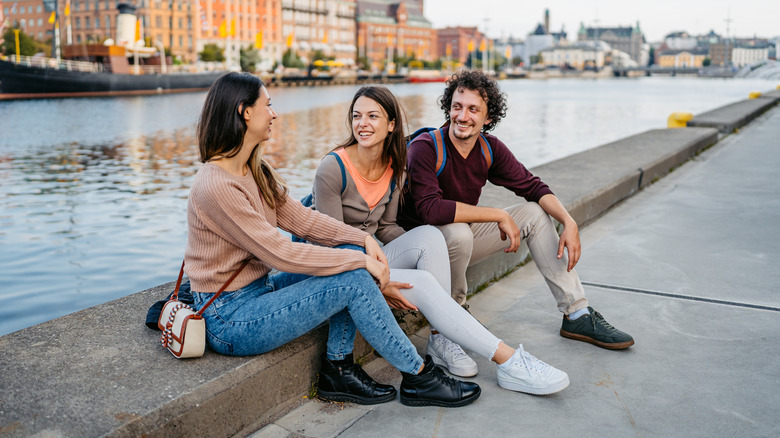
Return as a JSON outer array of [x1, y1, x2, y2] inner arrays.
[[184, 162, 369, 292]]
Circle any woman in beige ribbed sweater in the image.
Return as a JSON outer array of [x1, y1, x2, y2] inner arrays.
[[184, 72, 480, 408]]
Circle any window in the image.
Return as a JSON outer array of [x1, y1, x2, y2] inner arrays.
[[95, 17, 100, 29], [37, 18, 42, 26], [20, 19, 25, 28], [85, 17, 90, 28], [37, 6, 42, 13], [75, 17, 81, 29]]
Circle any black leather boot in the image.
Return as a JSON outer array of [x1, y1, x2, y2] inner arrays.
[[400, 355, 481, 407], [317, 354, 397, 405]]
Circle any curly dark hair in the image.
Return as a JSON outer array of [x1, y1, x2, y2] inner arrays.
[[438, 69, 507, 132]]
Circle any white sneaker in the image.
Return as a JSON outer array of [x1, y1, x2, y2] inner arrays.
[[426, 333, 479, 377], [497, 344, 569, 395]]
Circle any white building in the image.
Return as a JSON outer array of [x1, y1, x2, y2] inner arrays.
[[732, 45, 770, 67], [524, 23, 554, 67], [539, 41, 608, 70]]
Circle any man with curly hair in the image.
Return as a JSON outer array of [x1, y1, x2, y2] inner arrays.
[[398, 70, 633, 374]]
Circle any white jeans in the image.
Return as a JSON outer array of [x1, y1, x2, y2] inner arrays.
[[382, 225, 501, 360], [437, 202, 589, 313]]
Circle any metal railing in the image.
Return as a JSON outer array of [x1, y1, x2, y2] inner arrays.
[[8, 55, 103, 73]]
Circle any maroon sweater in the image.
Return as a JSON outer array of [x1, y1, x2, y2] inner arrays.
[[398, 126, 553, 229]]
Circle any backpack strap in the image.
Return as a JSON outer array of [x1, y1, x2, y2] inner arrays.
[[431, 128, 447, 177], [327, 151, 347, 194], [388, 178, 397, 202], [478, 133, 493, 169]]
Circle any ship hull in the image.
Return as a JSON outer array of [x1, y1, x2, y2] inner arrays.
[[0, 60, 224, 100]]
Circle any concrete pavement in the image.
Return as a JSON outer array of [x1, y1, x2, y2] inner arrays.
[[249, 106, 780, 438]]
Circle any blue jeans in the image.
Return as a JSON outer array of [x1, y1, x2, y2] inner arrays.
[[192, 248, 423, 374]]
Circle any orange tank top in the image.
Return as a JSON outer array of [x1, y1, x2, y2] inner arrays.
[[335, 149, 393, 209]]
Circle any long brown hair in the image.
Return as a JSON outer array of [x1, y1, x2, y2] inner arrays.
[[197, 72, 287, 208], [335, 85, 407, 189]]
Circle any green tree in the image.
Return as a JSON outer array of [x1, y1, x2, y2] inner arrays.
[[356, 55, 370, 71], [648, 47, 655, 66], [199, 43, 225, 63], [702, 57, 712, 67], [1, 26, 37, 57], [282, 48, 303, 68], [240, 45, 262, 72], [310, 49, 331, 62]]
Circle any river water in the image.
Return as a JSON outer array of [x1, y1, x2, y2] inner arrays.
[[0, 76, 776, 336]]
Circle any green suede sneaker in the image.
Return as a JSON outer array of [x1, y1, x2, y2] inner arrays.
[[560, 307, 634, 350]]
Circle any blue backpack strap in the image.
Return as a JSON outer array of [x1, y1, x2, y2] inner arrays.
[[478, 133, 493, 169], [388, 178, 397, 202], [327, 151, 347, 194], [431, 128, 447, 177]]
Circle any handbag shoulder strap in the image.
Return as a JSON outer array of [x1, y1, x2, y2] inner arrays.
[[172, 259, 187, 301], [172, 259, 251, 316], [196, 259, 251, 316]]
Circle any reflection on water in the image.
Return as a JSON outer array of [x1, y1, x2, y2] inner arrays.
[[0, 77, 777, 335]]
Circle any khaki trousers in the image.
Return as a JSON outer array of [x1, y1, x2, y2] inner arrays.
[[436, 202, 589, 314]]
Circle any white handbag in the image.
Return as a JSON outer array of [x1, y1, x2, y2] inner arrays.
[[158, 260, 248, 358]]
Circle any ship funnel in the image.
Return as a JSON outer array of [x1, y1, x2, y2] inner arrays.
[[116, 3, 140, 47]]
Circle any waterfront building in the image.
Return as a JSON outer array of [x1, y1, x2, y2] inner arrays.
[[656, 48, 708, 68], [539, 40, 607, 70], [731, 41, 771, 67], [521, 9, 567, 68], [524, 23, 554, 67], [578, 22, 645, 64], [662, 31, 698, 51], [436, 26, 484, 66], [493, 35, 524, 68], [281, 0, 357, 67], [198, 0, 275, 69], [1, 0, 49, 43], [355, 0, 436, 70], [709, 41, 733, 67]]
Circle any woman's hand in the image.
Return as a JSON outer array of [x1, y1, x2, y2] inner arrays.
[[381, 281, 418, 310], [364, 255, 390, 289]]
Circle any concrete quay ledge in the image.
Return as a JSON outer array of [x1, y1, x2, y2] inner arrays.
[[0, 93, 776, 438], [687, 95, 778, 133]]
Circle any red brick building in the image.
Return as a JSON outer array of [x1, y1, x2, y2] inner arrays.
[[355, 0, 435, 69]]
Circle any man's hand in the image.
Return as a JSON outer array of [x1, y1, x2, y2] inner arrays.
[[498, 211, 521, 253], [381, 281, 418, 310], [557, 221, 581, 271]]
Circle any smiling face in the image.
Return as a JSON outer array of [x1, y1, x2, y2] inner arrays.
[[351, 96, 395, 151], [243, 86, 277, 144], [448, 87, 492, 143]]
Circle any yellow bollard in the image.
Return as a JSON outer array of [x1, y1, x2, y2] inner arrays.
[[667, 112, 693, 128], [748, 91, 762, 99]]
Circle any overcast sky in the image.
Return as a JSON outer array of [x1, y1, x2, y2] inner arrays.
[[423, 0, 780, 42]]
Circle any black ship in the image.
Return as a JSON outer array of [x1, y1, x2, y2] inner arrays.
[[0, 3, 224, 100]]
